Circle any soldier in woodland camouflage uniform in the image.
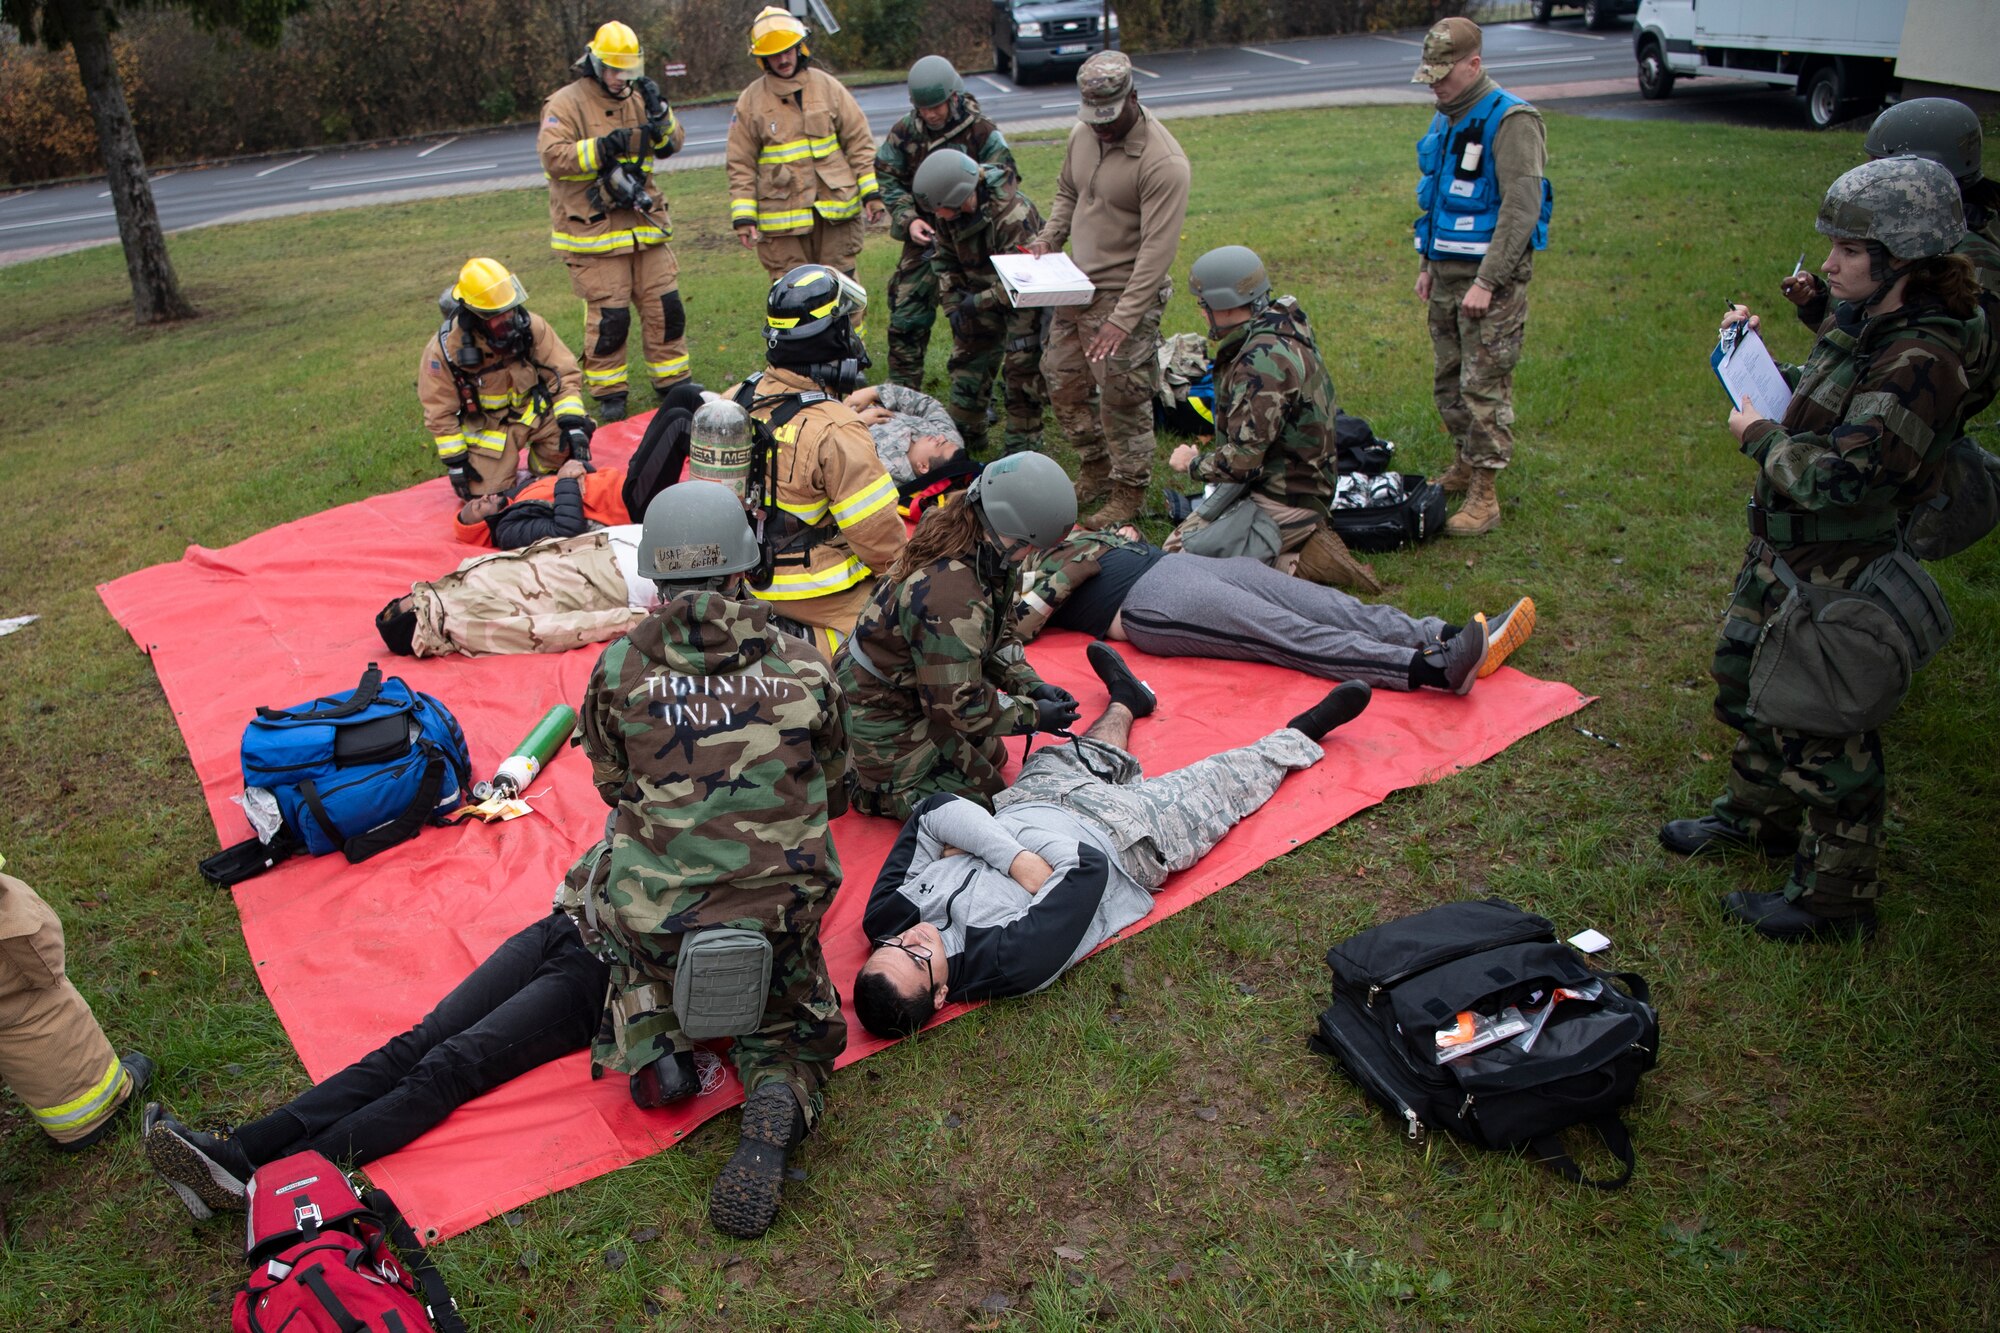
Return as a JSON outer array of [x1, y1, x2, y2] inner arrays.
[[914, 150, 1048, 457], [876, 57, 1016, 386], [1166, 246, 1384, 594], [1661, 158, 1990, 943], [574, 481, 847, 1237], [838, 454, 1081, 820]]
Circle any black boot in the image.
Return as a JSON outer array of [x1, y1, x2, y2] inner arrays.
[[629, 1051, 700, 1108], [1659, 815, 1796, 859], [708, 1083, 805, 1239], [597, 392, 629, 424], [1721, 890, 1877, 943], [51, 1052, 152, 1154]]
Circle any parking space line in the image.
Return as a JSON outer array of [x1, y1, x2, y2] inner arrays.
[[1239, 45, 1309, 66], [1372, 34, 1424, 47], [0, 209, 115, 233], [416, 136, 460, 159], [255, 156, 314, 178], [307, 163, 500, 191], [977, 74, 1012, 92]]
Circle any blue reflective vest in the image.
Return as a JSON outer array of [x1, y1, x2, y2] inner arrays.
[[1414, 87, 1552, 262]]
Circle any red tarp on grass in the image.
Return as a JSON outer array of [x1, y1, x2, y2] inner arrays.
[[99, 416, 1590, 1241]]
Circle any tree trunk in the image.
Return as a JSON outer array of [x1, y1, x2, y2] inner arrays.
[[58, 0, 196, 323]]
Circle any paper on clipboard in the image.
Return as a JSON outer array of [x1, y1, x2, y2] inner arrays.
[[1710, 326, 1793, 423], [989, 252, 1096, 308]]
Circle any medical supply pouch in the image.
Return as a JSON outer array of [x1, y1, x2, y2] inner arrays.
[[1904, 436, 2000, 562], [1310, 898, 1658, 1190], [1177, 481, 1283, 563], [234, 1150, 466, 1333], [202, 664, 471, 885], [673, 927, 775, 1040], [1325, 473, 1447, 552]]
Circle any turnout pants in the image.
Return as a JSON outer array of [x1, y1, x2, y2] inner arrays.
[[947, 304, 1047, 457], [886, 240, 938, 387], [1119, 554, 1449, 691], [1707, 543, 1885, 914], [1042, 283, 1168, 488], [0, 873, 133, 1146], [462, 414, 568, 496], [997, 729, 1325, 888], [1426, 263, 1530, 471], [232, 913, 606, 1169], [565, 242, 689, 400]]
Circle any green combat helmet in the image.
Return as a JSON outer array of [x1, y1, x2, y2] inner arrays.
[[907, 55, 964, 110], [968, 452, 1077, 550], [1817, 155, 1967, 259], [912, 148, 981, 211], [1188, 244, 1272, 313], [639, 481, 762, 582], [1865, 98, 1983, 184]]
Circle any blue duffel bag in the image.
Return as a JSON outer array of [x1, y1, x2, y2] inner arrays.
[[201, 663, 471, 884]]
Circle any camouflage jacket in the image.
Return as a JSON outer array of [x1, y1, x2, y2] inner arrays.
[[1746, 297, 1987, 575], [870, 384, 963, 482], [580, 590, 848, 960], [840, 556, 1044, 744], [409, 530, 644, 658], [1190, 297, 1339, 517], [1013, 529, 1144, 641], [935, 167, 1046, 315], [875, 94, 1014, 242]]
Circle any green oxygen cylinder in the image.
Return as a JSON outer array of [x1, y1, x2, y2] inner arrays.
[[473, 704, 577, 801]]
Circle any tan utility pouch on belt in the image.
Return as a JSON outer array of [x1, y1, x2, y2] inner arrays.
[[673, 928, 774, 1040], [1746, 551, 1951, 736]]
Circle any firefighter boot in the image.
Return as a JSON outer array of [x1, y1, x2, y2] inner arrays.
[[598, 392, 629, 424], [1293, 527, 1384, 595], [1079, 482, 1147, 532], [1445, 468, 1501, 537]]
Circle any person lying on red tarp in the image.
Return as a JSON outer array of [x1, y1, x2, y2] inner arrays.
[[452, 458, 630, 549]]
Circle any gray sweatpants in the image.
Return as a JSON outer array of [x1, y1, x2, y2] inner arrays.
[[996, 729, 1325, 888], [1119, 554, 1447, 691]]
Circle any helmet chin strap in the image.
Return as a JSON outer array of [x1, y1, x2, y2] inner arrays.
[[1835, 264, 1909, 333]]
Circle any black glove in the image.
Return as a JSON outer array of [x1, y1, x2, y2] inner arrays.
[[594, 128, 632, 164], [945, 292, 982, 339], [558, 414, 595, 463], [1030, 694, 1082, 735], [1029, 683, 1077, 708], [443, 457, 474, 500]]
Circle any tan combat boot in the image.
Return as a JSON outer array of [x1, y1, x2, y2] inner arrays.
[[1074, 456, 1113, 513], [1445, 467, 1501, 538], [1079, 482, 1147, 531], [1437, 456, 1475, 495], [1293, 527, 1384, 594]]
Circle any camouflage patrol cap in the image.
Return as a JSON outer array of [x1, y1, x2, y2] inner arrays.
[[639, 481, 761, 580], [1189, 245, 1272, 311], [1816, 156, 1966, 260], [908, 55, 964, 109], [1866, 98, 1983, 184], [1077, 51, 1134, 124], [1412, 17, 1481, 85], [913, 148, 981, 210]]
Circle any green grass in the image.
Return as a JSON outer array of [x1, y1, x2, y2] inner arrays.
[[3, 105, 1998, 1330]]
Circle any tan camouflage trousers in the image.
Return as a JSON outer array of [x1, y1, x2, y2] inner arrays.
[[595, 921, 846, 1132], [565, 243, 689, 400], [462, 414, 568, 496], [1426, 265, 1529, 471], [995, 728, 1324, 888], [1708, 543, 1886, 913], [1042, 284, 1168, 488], [0, 874, 134, 1145]]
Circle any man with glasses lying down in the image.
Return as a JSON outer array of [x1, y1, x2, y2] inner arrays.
[[850, 656, 1375, 1039]]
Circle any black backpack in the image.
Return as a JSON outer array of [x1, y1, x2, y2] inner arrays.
[[1309, 898, 1658, 1189]]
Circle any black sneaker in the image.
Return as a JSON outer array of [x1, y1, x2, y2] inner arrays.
[[49, 1052, 152, 1154], [708, 1083, 803, 1240], [1659, 815, 1797, 859], [1086, 642, 1156, 717], [142, 1104, 252, 1219], [1439, 614, 1489, 696], [1721, 890, 1877, 943]]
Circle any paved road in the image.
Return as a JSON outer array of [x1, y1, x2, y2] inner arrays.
[[0, 19, 1637, 264]]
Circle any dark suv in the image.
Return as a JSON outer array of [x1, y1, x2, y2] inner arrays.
[[993, 1, 1120, 85]]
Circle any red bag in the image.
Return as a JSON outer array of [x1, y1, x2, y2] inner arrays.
[[232, 1151, 466, 1333]]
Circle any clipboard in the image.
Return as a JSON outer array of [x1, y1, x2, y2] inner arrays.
[[1710, 325, 1793, 423]]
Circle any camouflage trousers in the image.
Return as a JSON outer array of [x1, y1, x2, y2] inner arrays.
[[1042, 283, 1168, 487], [885, 241, 938, 387], [593, 915, 846, 1132], [997, 728, 1324, 888], [1426, 264, 1529, 471], [947, 304, 1047, 457], [1708, 542, 1887, 912], [846, 725, 1011, 823]]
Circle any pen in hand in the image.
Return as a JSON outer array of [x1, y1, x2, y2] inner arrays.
[[1790, 250, 1805, 279]]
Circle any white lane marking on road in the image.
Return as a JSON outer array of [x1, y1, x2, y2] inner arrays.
[[1483, 55, 1600, 72], [1239, 45, 1309, 66], [1372, 34, 1424, 47], [1143, 86, 1233, 100], [0, 209, 115, 233], [255, 156, 314, 178], [1130, 65, 1161, 79], [1558, 28, 1611, 40], [99, 169, 173, 198], [307, 163, 500, 191], [683, 138, 726, 149], [977, 74, 1012, 92], [416, 136, 460, 158]]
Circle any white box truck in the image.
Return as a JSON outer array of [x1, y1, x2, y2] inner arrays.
[[1632, 0, 1908, 127]]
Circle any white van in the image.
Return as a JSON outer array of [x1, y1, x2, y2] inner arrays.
[[1632, 0, 1906, 127]]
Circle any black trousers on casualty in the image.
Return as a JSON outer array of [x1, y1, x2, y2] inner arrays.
[[234, 912, 606, 1168]]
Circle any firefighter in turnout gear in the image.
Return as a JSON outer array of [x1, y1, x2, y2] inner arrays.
[[725, 266, 908, 651], [727, 7, 886, 290], [418, 257, 592, 499], [538, 20, 690, 422]]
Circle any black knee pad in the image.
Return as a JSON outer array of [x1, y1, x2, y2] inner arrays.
[[659, 290, 686, 341], [594, 306, 631, 356]]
